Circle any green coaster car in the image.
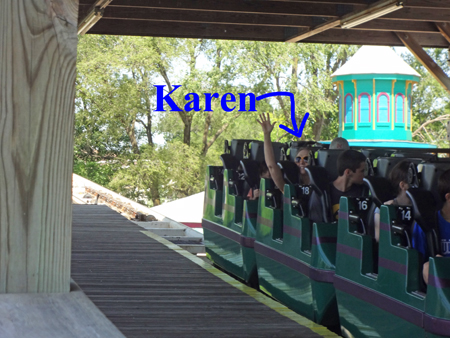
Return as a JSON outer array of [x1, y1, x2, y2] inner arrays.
[[203, 166, 258, 285], [336, 195, 450, 338], [203, 142, 450, 337]]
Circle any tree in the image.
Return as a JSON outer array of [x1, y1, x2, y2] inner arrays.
[[74, 36, 362, 206], [236, 41, 358, 142], [75, 36, 263, 205], [400, 48, 450, 147]]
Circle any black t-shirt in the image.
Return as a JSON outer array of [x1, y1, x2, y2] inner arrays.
[[330, 183, 364, 220]]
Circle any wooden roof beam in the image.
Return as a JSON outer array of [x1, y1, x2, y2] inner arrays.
[[436, 22, 450, 43], [78, 1, 450, 24], [78, 6, 441, 35], [396, 32, 450, 95], [285, 0, 402, 43], [80, 0, 362, 17], [86, 19, 449, 47], [340, 0, 403, 29], [78, 0, 450, 10], [98, 7, 327, 28], [285, 19, 340, 42], [78, 0, 113, 35]]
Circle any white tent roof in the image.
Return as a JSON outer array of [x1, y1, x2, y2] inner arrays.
[[331, 46, 420, 78], [149, 192, 204, 223]]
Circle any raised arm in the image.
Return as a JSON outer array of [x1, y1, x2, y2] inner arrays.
[[257, 113, 286, 194]]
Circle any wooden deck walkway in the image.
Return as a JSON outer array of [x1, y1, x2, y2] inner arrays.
[[72, 205, 336, 338]]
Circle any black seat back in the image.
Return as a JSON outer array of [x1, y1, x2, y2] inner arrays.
[[316, 149, 345, 181], [240, 159, 260, 191], [420, 162, 450, 205], [248, 140, 286, 162], [277, 161, 299, 185], [220, 154, 246, 196], [249, 141, 264, 162], [305, 166, 332, 223], [220, 154, 239, 171], [278, 161, 312, 217], [209, 166, 224, 191], [363, 176, 394, 208], [375, 157, 423, 179], [361, 149, 394, 162], [393, 151, 437, 161], [406, 188, 440, 257], [363, 176, 394, 238], [229, 139, 255, 161]]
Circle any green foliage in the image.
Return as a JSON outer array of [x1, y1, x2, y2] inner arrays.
[[73, 159, 118, 187], [75, 37, 450, 206], [75, 35, 359, 203], [400, 48, 450, 147], [108, 142, 204, 206], [235, 41, 358, 141]]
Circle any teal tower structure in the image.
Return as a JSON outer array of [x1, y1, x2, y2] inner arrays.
[[331, 46, 427, 148]]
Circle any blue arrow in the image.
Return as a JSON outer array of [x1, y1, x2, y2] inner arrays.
[[256, 91, 309, 138]]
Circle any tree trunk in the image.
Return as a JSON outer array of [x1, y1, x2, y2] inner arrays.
[[151, 181, 161, 206], [202, 111, 213, 154], [183, 116, 192, 146], [312, 111, 325, 141], [126, 119, 140, 154]]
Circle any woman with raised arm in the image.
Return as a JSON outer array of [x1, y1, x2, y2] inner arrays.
[[257, 113, 310, 194]]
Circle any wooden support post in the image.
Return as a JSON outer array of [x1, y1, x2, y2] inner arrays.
[[396, 32, 450, 96], [0, 0, 78, 292]]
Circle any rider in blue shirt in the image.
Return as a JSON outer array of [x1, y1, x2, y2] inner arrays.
[[413, 169, 450, 284], [412, 211, 450, 260]]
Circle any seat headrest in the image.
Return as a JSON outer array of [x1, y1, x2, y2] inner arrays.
[[406, 188, 437, 233], [220, 154, 239, 171], [277, 161, 299, 185], [420, 162, 450, 205], [316, 149, 345, 181], [305, 166, 330, 195], [363, 177, 393, 207], [230, 139, 255, 161], [240, 159, 261, 189], [407, 162, 419, 188]]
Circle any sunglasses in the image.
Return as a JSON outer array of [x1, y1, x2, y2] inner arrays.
[[295, 156, 309, 163]]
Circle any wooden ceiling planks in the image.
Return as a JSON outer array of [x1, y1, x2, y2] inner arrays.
[[77, 0, 450, 47]]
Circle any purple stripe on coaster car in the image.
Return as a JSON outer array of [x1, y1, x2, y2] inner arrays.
[[254, 242, 310, 277], [378, 257, 407, 275], [202, 219, 255, 248], [284, 225, 301, 238], [380, 222, 390, 232], [334, 275, 423, 327], [424, 314, 450, 336], [338, 211, 348, 220], [241, 237, 255, 248], [245, 212, 257, 219], [257, 215, 273, 228], [313, 236, 337, 245], [254, 242, 335, 283], [337, 243, 361, 259], [309, 267, 335, 283], [428, 275, 450, 289]]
